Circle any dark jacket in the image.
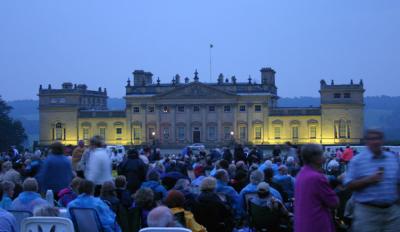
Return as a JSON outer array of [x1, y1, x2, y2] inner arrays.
[[36, 154, 73, 193], [117, 156, 146, 193], [193, 192, 234, 232]]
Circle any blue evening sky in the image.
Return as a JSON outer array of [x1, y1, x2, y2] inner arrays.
[[0, 0, 399, 100]]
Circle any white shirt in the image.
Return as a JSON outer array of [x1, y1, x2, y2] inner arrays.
[[86, 148, 113, 185]]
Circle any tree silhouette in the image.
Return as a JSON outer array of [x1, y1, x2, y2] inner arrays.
[[0, 96, 27, 151]]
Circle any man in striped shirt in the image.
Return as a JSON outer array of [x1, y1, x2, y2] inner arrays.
[[345, 129, 400, 232]]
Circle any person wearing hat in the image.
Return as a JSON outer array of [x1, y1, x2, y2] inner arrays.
[[192, 165, 206, 187]]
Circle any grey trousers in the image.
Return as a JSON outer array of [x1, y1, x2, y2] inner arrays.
[[352, 203, 400, 232]]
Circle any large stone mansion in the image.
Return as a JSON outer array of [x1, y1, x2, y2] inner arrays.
[[38, 67, 365, 147]]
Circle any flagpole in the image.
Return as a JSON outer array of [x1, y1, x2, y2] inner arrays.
[[209, 44, 213, 83]]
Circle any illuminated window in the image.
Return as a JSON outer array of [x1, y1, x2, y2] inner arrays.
[[208, 126, 216, 140], [292, 127, 299, 139], [224, 105, 231, 112], [148, 128, 155, 140], [99, 128, 106, 139], [239, 126, 247, 140], [133, 106, 140, 113], [133, 127, 141, 140], [193, 105, 200, 112], [177, 106, 185, 112], [83, 128, 89, 141], [310, 126, 316, 139], [254, 105, 262, 112], [116, 128, 122, 135], [55, 123, 63, 140], [177, 127, 185, 140], [274, 127, 281, 139], [239, 105, 246, 112], [339, 120, 347, 138], [255, 126, 262, 140]]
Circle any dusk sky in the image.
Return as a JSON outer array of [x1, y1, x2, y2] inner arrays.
[[0, 1, 399, 101]]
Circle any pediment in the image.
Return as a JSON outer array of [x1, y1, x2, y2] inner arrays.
[[156, 82, 235, 99]]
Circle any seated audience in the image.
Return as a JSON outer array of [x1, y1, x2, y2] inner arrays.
[[133, 188, 156, 227], [215, 169, 242, 218], [0, 208, 17, 232], [0, 181, 15, 210], [147, 206, 180, 228], [67, 180, 120, 232], [100, 181, 120, 213], [58, 177, 82, 207], [11, 178, 49, 213], [164, 190, 206, 232], [114, 175, 133, 208], [250, 182, 289, 216], [273, 165, 295, 199], [33, 206, 60, 217], [239, 170, 265, 209], [191, 165, 206, 187], [141, 169, 167, 200], [172, 178, 197, 210], [1, 161, 21, 186], [193, 177, 234, 232]]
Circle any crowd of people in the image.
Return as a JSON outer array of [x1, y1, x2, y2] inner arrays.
[[0, 130, 399, 232]]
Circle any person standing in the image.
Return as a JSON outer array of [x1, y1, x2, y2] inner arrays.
[[72, 140, 86, 176], [294, 144, 339, 232], [117, 149, 146, 193], [345, 130, 400, 232], [36, 142, 74, 195], [85, 136, 113, 196]]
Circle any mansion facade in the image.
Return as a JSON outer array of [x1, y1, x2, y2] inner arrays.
[[38, 67, 365, 147]]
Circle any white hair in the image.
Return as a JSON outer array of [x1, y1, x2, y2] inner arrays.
[[147, 206, 175, 227]]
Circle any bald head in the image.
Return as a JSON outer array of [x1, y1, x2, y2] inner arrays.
[[147, 206, 175, 227]]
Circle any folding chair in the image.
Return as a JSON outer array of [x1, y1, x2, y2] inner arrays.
[[21, 217, 74, 232], [8, 210, 33, 232], [68, 207, 103, 232]]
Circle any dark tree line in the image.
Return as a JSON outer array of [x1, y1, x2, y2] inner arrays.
[[0, 96, 27, 152]]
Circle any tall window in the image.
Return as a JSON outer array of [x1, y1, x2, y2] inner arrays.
[[193, 106, 200, 112], [116, 128, 122, 140], [162, 106, 169, 113], [99, 128, 106, 139], [133, 127, 141, 140], [55, 123, 63, 140], [133, 106, 140, 113], [339, 120, 347, 138], [274, 127, 281, 139], [310, 126, 316, 139], [148, 106, 155, 113], [163, 128, 170, 139], [239, 126, 247, 141], [334, 93, 341, 98], [83, 128, 89, 141], [239, 105, 246, 112], [208, 106, 215, 112], [207, 126, 216, 140], [223, 127, 231, 140], [254, 105, 262, 112], [255, 126, 262, 140], [344, 93, 351, 98], [177, 127, 185, 140], [292, 127, 299, 139]]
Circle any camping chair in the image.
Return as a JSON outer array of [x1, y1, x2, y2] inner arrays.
[[139, 228, 191, 232], [173, 211, 186, 227], [68, 207, 103, 232], [21, 217, 74, 232], [243, 192, 258, 212], [8, 210, 33, 232], [248, 202, 282, 232]]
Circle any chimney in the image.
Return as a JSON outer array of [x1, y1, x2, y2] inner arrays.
[[175, 74, 181, 84], [133, 70, 145, 86], [260, 67, 276, 86]]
